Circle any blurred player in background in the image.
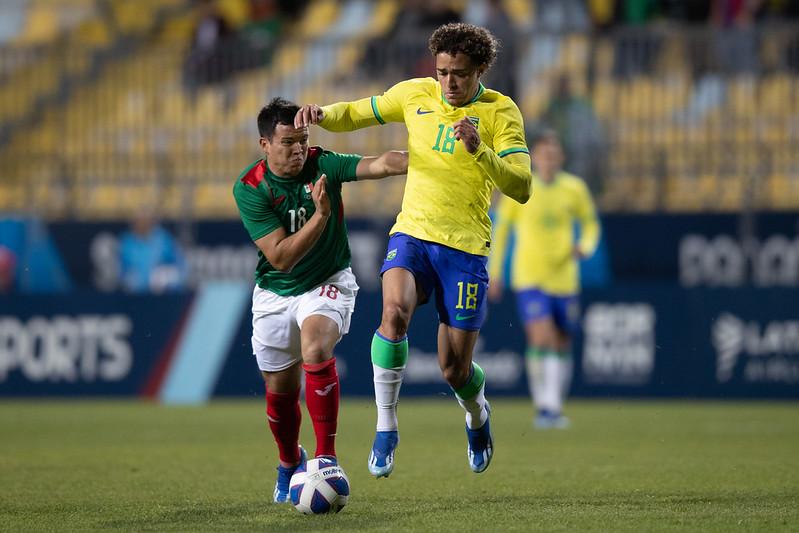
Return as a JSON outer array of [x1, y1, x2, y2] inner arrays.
[[296, 23, 532, 477], [488, 131, 600, 429], [233, 97, 407, 503]]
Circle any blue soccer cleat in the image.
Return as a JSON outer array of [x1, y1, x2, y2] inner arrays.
[[466, 403, 493, 473], [273, 445, 307, 503], [368, 430, 399, 478]]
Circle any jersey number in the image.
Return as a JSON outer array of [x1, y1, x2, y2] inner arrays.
[[455, 282, 478, 310], [288, 207, 307, 232], [318, 285, 339, 299], [432, 124, 456, 154]]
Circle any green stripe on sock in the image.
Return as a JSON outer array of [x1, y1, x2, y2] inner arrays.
[[371, 333, 408, 369], [526, 347, 544, 359], [454, 362, 485, 401]]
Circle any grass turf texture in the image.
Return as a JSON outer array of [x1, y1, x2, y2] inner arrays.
[[1, 399, 797, 532]]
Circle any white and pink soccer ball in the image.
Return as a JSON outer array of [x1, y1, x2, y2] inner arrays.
[[289, 457, 350, 514]]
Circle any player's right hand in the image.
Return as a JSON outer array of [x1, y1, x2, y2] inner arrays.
[[295, 104, 324, 128], [312, 174, 330, 218]]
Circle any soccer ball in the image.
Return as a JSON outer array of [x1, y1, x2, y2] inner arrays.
[[289, 457, 350, 514]]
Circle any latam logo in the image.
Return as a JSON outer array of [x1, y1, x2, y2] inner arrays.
[[712, 313, 799, 384]]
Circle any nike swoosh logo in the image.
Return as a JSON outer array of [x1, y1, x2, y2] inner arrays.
[[267, 415, 279, 423], [416, 107, 434, 115], [315, 383, 337, 396], [455, 313, 476, 321]]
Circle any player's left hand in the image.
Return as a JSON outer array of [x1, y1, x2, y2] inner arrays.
[[453, 118, 480, 154]]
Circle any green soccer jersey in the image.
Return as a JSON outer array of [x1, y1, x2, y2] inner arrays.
[[232, 147, 362, 296]]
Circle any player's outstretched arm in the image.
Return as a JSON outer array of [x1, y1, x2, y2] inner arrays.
[[475, 149, 532, 204], [355, 150, 408, 180], [253, 175, 331, 273]]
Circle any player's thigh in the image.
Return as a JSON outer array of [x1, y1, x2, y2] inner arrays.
[[379, 232, 434, 310], [261, 362, 302, 393], [515, 288, 558, 346], [527, 318, 559, 348], [251, 286, 302, 373], [296, 267, 359, 361], [552, 294, 580, 339], [432, 246, 489, 331]]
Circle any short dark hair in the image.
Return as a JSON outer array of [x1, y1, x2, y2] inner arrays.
[[257, 97, 299, 139], [530, 129, 561, 148], [428, 23, 498, 70]]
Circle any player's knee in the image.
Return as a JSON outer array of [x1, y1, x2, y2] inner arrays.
[[440, 360, 469, 389], [380, 303, 410, 338], [301, 344, 332, 365]]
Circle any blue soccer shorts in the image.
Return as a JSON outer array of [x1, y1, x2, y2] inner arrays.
[[379, 232, 488, 331], [515, 288, 580, 334]]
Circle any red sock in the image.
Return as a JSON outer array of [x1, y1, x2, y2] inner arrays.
[[265, 388, 301, 464], [303, 358, 339, 458]]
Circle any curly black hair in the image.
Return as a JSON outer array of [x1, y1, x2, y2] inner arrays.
[[257, 97, 299, 139], [428, 23, 498, 69]]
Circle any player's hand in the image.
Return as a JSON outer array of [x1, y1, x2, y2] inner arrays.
[[453, 118, 481, 154], [573, 245, 585, 259], [295, 104, 324, 128], [312, 174, 330, 218], [488, 279, 503, 303]]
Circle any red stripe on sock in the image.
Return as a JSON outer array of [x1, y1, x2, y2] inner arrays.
[[265, 388, 301, 464], [303, 357, 339, 458]]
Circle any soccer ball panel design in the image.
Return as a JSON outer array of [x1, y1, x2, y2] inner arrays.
[[289, 457, 350, 514]]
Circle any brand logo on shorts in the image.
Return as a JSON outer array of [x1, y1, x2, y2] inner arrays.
[[315, 383, 337, 396], [455, 313, 476, 321], [386, 249, 397, 261]]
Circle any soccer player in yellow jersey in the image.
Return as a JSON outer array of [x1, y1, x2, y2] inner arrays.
[[488, 131, 600, 429], [296, 23, 532, 476]]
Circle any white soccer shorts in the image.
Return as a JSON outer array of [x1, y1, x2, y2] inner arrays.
[[251, 267, 359, 372]]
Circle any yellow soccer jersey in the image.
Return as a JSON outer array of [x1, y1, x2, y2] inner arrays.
[[320, 77, 531, 256], [489, 171, 600, 295]]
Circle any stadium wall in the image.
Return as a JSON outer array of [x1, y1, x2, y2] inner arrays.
[[1, 283, 798, 400], [2, 214, 798, 399]]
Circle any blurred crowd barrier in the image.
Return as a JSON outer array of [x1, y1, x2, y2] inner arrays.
[[0, 0, 797, 220]]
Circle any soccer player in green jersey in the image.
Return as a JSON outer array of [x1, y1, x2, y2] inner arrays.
[[233, 97, 407, 503], [488, 131, 600, 429], [295, 23, 532, 476]]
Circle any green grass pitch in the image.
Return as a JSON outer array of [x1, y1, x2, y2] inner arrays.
[[1, 398, 797, 532]]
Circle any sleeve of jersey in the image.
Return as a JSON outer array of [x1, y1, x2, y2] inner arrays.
[[319, 151, 364, 185], [575, 181, 600, 257], [488, 197, 519, 280], [473, 100, 532, 203], [320, 82, 407, 131], [232, 181, 282, 241]]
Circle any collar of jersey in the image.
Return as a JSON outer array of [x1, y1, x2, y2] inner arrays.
[[264, 159, 306, 183], [534, 171, 563, 186], [440, 82, 485, 107]]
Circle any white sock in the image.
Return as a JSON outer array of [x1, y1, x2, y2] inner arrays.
[[526, 356, 545, 411], [541, 354, 562, 414], [456, 384, 487, 430], [373, 364, 404, 432]]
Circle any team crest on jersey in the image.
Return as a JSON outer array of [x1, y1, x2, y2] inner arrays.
[[303, 183, 312, 199], [386, 248, 397, 261], [467, 116, 480, 128]]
